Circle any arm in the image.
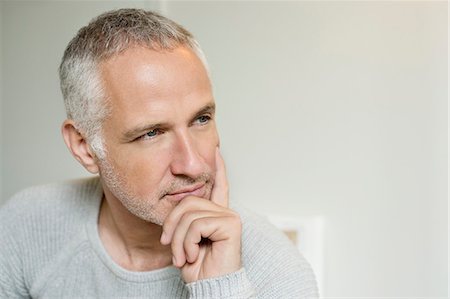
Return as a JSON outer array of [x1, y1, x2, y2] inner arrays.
[[0, 203, 30, 299], [161, 148, 318, 298], [185, 268, 255, 298], [183, 211, 319, 299], [238, 207, 319, 298]]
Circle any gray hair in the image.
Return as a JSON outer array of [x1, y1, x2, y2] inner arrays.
[[59, 8, 209, 158]]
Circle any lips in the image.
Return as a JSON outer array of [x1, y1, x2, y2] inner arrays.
[[165, 183, 206, 202]]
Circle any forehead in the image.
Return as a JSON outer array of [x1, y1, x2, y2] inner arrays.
[[99, 46, 213, 124]]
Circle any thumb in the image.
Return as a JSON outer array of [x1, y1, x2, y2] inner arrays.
[[211, 147, 229, 207]]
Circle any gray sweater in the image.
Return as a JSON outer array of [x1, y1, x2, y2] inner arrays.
[[0, 177, 318, 298]]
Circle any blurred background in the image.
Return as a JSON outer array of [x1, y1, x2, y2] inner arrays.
[[0, 1, 447, 297]]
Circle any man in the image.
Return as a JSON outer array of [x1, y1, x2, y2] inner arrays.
[[0, 8, 318, 298]]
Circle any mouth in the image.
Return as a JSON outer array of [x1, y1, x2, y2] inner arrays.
[[165, 183, 206, 202]]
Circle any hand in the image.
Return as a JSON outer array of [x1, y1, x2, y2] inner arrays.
[[160, 148, 242, 283]]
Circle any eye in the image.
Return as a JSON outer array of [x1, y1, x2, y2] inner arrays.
[[140, 128, 163, 140], [195, 115, 211, 125]]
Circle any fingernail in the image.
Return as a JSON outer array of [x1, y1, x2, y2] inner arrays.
[[172, 256, 177, 267]]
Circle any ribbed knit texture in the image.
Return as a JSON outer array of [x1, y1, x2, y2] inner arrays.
[[0, 177, 319, 298]]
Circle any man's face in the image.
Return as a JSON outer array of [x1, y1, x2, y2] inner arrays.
[[97, 46, 218, 225]]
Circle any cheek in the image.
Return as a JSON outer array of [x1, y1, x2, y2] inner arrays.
[[198, 124, 219, 148], [108, 147, 172, 192]]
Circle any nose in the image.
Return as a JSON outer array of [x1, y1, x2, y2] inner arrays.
[[170, 130, 206, 179]]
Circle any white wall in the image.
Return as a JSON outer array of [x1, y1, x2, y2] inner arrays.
[[1, 1, 447, 297]]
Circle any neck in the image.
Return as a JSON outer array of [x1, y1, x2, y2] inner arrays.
[[98, 191, 172, 272]]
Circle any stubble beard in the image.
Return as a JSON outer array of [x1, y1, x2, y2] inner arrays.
[[98, 157, 213, 226]]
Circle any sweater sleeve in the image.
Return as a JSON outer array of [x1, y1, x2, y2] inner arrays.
[[0, 201, 30, 299], [185, 268, 255, 298], [186, 206, 319, 299], [238, 207, 319, 299]]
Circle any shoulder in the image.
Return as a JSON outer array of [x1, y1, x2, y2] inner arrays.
[[0, 176, 102, 249], [0, 177, 102, 293], [1, 176, 101, 225], [2, 176, 100, 211], [233, 204, 319, 298]]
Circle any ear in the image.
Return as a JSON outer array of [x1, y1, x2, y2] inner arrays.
[[61, 120, 100, 174]]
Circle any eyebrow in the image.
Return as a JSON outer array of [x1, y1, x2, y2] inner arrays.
[[193, 103, 216, 120], [121, 102, 216, 142]]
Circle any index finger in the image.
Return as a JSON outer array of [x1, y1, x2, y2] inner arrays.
[[210, 147, 229, 207]]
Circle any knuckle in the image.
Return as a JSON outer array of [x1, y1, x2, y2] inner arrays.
[[229, 211, 242, 228], [228, 209, 240, 219], [178, 196, 203, 210], [177, 197, 192, 210], [182, 195, 195, 203], [190, 218, 205, 231], [180, 210, 197, 224]]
